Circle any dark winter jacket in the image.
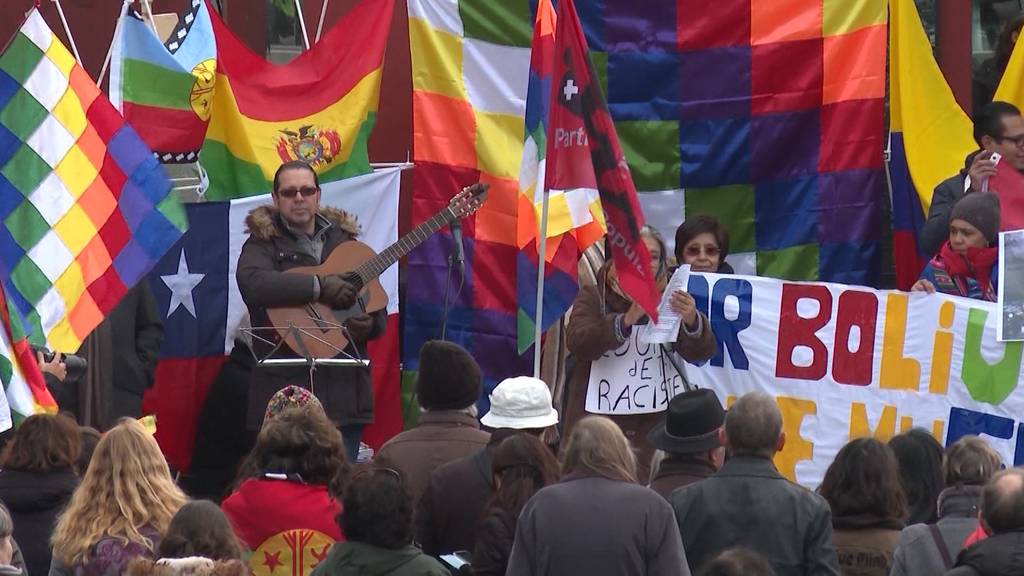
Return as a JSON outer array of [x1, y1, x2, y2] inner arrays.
[[648, 456, 716, 499], [670, 456, 840, 576], [0, 468, 78, 576], [472, 510, 516, 576], [946, 530, 1024, 576], [374, 411, 490, 505], [564, 267, 716, 481], [507, 475, 689, 576], [236, 205, 386, 429], [309, 541, 448, 576], [415, 446, 493, 556], [920, 152, 979, 258]]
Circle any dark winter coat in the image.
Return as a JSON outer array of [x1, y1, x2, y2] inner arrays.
[[181, 339, 257, 502], [472, 509, 516, 576], [506, 475, 689, 576], [374, 411, 489, 505], [670, 456, 840, 576], [648, 456, 716, 499], [0, 468, 78, 576], [920, 152, 979, 258], [892, 485, 983, 576], [946, 531, 1024, 576], [236, 206, 386, 429], [310, 542, 448, 576], [415, 446, 493, 556], [564, 268, 716, 481]]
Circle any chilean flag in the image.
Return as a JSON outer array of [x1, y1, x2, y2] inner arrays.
[[143, 168, 402, 472]]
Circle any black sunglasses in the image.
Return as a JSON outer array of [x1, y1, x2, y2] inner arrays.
[[276, 186, 319, 198]]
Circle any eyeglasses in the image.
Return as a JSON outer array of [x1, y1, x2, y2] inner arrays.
[[996, 134, 1024, 148], [684, 244, 721, 258], [276, 186, 319, 199]]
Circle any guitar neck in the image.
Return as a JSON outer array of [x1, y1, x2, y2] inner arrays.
[[353, 207, 457, 285]]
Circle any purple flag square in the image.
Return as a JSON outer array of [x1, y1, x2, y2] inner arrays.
[[112, 238, 153, 288], [118, 181, 156, 231], [603, 0, 677, 51], [750, 110, 819, 182], [817, 169, 884, 244], [680, 47, 751, 120]]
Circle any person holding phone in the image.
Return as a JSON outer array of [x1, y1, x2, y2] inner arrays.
[[920, 101, 1024, 257]]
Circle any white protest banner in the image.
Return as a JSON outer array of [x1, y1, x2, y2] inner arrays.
[[686, 272, 1024, 488], [586, 324, 688, 415]]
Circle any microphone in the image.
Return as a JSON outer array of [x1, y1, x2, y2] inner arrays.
[[451, 221, 465, 276]]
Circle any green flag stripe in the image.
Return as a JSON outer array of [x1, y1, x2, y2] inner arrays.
[[120, 59, 196, 111]]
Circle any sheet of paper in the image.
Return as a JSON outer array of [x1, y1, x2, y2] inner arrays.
[[642, 265, 690, 344]]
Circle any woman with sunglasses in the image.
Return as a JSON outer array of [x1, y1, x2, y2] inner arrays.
[[674, 215, 733, 274], [563, 226, 717, 482]]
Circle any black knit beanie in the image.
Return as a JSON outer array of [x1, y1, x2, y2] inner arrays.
[[950, 192, 1001, 245], [416, 340, 482, 410]]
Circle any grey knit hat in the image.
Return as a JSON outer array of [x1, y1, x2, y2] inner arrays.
[[951, 192, 1001, 244]]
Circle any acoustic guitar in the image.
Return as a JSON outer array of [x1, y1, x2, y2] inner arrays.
[[265, 183, 488, 359]]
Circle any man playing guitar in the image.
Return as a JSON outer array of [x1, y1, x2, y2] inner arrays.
[[237, 160, 385, 460]]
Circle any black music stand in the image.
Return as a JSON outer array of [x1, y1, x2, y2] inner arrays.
[[243, 316, 370, 393]]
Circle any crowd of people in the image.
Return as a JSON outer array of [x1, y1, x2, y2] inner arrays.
[[0, 374, 1019, 576]]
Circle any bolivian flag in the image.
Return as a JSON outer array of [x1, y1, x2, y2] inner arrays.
[[200, 0, 393, 200]]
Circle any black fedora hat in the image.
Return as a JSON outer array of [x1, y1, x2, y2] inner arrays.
[[648, 388, 725, 453]]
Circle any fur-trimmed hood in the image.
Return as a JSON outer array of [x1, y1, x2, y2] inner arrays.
[[245, 204, 360, 241]]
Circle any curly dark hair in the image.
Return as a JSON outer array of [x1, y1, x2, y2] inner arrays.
[[486, 434, 559, 521], [339, 466, 413, 550], [818, 437, 907, 523], [0, 413, 80, 473], [674, 214, 730, 268], [236, 406, 348, 487], [158, 500, 242, 561]]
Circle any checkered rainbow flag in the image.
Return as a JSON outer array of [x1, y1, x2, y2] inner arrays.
[[0, 9, 186, 352]]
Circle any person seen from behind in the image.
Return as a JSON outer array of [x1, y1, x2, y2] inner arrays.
[[222, 398, 348, 576], [506, 416, 690, 576], [891, 436, 1002, 576], [311, 466, 448, 576], [125, 500, 246, 576], [945, 468, 1024, 576], [472, 434, 559, 576], [0, 414, 80, 576], [817, 437, 908, 576], [889, 429, 945, 525], [49, 418, 188, 576]]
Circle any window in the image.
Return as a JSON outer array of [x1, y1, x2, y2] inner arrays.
[[267, 0, 303, 64]]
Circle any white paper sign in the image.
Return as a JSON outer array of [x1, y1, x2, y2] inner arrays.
[[585, 324, 689, 415], [643, 265, 691, 344]]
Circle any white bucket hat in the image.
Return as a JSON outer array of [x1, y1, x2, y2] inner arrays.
[[481, 376, 559, 429]]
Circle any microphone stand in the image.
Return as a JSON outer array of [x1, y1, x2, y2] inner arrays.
[[439, 222, 465, 341]]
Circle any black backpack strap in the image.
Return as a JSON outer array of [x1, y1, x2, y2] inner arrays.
[[929, 523, 954, 570]]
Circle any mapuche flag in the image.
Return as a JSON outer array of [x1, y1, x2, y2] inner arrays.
[[547, 0, 659, 320], [200, 0, 393, 199]]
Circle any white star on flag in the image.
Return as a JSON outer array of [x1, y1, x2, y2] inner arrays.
[[161, 248, 205, 318]]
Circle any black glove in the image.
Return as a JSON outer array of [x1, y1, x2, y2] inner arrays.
[[345, 313, 375, 343], [318, 274, 357, 310]]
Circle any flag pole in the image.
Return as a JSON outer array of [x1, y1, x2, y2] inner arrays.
[[52, 0, 82, 65], [532, 189, 551, 378], [140, 0, 159, 37], [294, 0, 311, 50], [314, 0, 329, 43], [98, 1, 130, 87]]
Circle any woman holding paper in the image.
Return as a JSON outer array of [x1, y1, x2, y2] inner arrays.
[[563, 226, 716, 481], [912, 193, 1000, 302]]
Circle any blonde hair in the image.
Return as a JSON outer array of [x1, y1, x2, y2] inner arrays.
[[561, 416, 638, 484], [945, 436, 1003, 487], [51, 419, 187, 566]]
